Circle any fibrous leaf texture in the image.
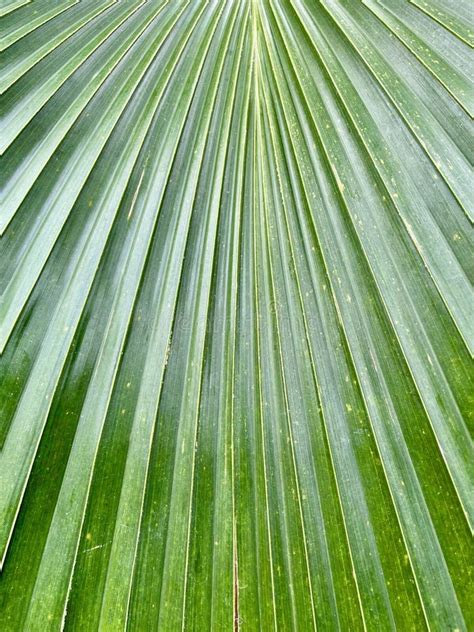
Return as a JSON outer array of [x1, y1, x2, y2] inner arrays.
[[0, 0, 473, 630]]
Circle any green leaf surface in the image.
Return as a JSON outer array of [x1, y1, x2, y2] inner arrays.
[[0, 0, 472, 630]]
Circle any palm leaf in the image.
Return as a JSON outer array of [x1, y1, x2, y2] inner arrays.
[[0, 0, 472, 629]]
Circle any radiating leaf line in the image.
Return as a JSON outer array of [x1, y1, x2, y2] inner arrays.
[[0, 0, 30, 19], [362, 0, 473, 116], [409, 0, 474, 46], [259, 5, 470, 627], [18, 5, 233, 626], [0, 0, 78, 52], [290, 0, 473, 352], [0, 0, 118, 93], [0, 0, 209, 565], [247, 6, 278, 626], [320, 0, 474, 220], [0, 3, 184, 349], [1, 0, 170, 230], [97, 5, 247, 630], [267, 0, 473, 531]]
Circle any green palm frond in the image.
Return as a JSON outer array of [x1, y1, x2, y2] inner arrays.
[[0, 0, 472, 630]]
